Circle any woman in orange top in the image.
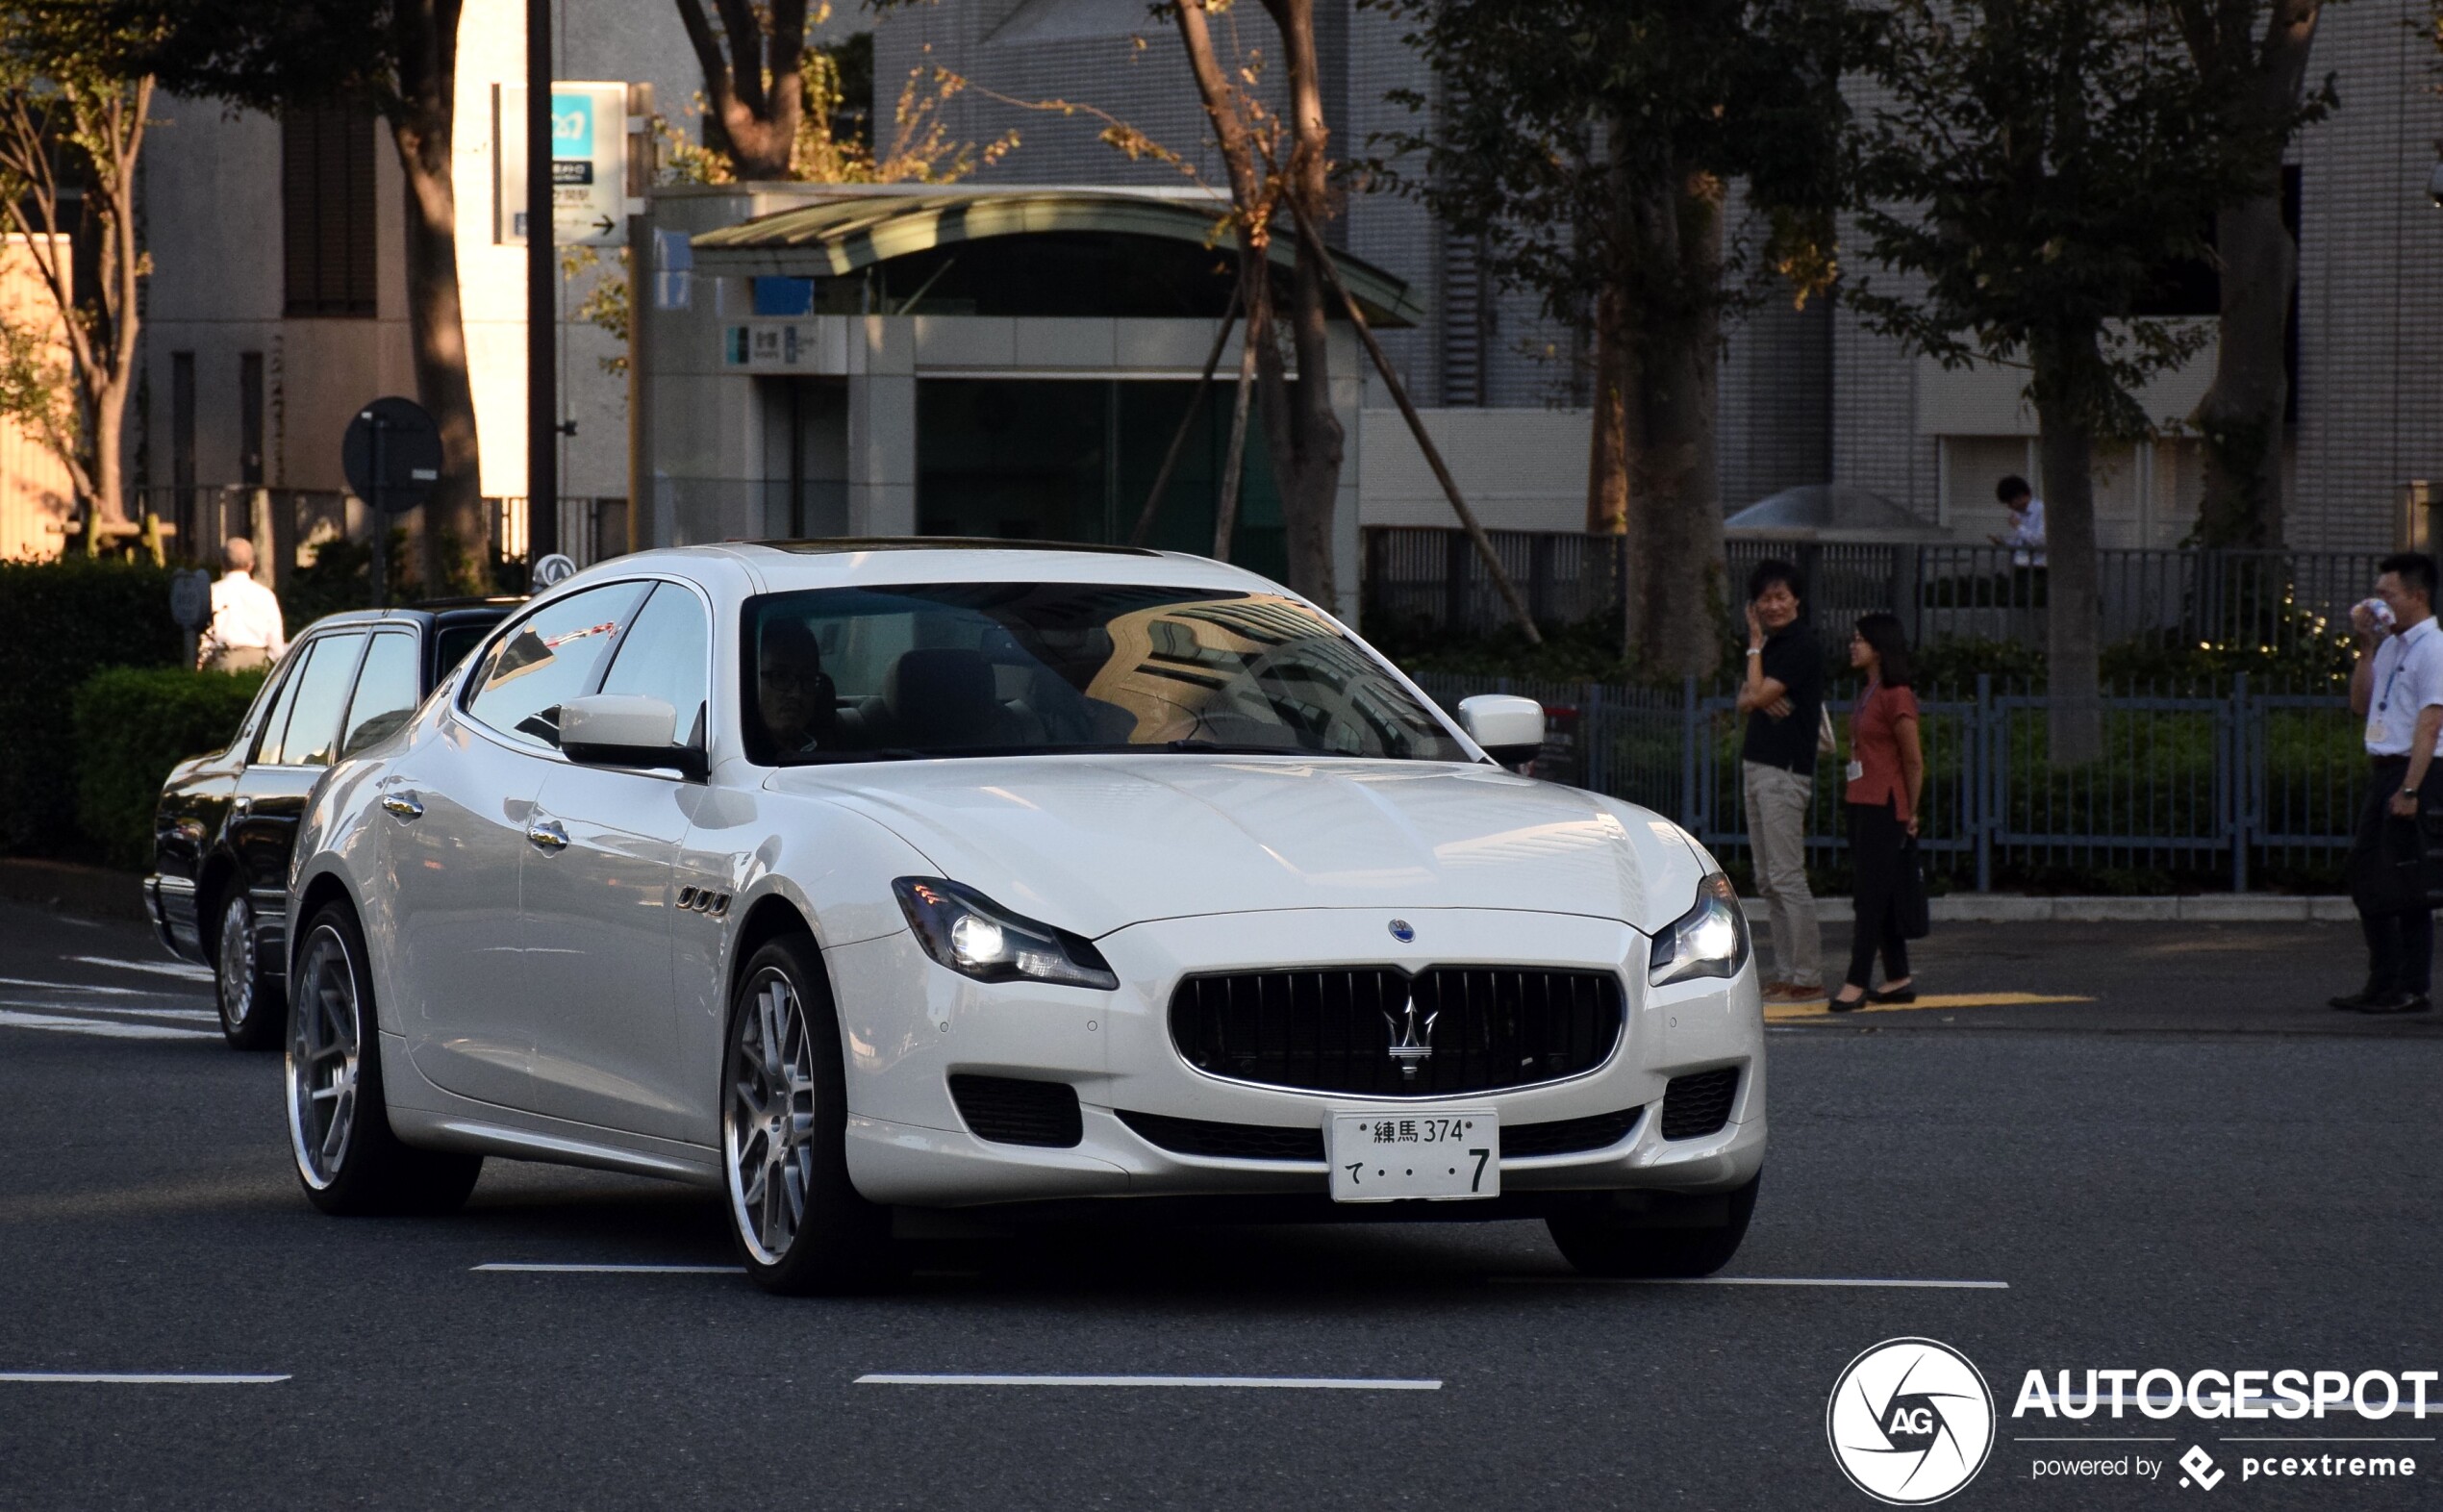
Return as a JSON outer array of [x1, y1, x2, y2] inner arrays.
[[1832, 612, 1926, 1011]]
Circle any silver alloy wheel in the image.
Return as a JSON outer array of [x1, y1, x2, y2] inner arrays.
[[286, 923, 362, 1190], [216, 895, 257, 1030], [724, 970, 819, 1266]]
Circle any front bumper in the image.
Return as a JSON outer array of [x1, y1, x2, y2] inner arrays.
[[830, 906, 1765, 1209]]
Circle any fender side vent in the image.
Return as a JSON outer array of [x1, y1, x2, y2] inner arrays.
[[948, 1074, 1083, 1148]]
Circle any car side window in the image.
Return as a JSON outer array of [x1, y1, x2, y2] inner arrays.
[[260, 632, 366, 768], [339, 632, 421, 760], [463, 583, 649, 750], [597, 583, 711, 743], [248, 652, 308, 764]]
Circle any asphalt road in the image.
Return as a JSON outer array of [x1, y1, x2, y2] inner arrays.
[[0, 898, 2435, 1510]]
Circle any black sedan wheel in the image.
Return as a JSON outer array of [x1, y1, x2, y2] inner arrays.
[[212, 891, 283, 1050]]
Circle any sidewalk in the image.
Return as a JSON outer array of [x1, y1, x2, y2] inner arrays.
[[1746, 894, 2359, 924]]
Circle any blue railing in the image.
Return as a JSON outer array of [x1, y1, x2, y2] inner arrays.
[[1412, 671, 2364, 891]]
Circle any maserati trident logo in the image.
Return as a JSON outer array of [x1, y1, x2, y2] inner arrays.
[[1388, 919, 1415, 943], [1383, 994, 1437, 1081]]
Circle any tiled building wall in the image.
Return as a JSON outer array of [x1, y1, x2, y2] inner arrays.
[[2289, 0, 2443, 552]]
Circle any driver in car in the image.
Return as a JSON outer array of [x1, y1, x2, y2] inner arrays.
[[757, 617, 839, 754]]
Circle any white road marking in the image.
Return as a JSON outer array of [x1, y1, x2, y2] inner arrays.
[[0, 1373, 289, 1384], [65, 956, 214, 983], [0, 998, 218, 1024], [0, 976, 155, 996], [472, 1262, 742, 1273], [0, 1008, 219, 1042], [855, 1373, 1443, 1391], [1492, 1275, 2008, 1290]]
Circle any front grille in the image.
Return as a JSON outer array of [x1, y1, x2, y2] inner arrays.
[[1505, 1106, 1644, 1158], [1169, 967, 1622, 1097], [1119, 1105, 1645, 1163], [1118, 1110, 1324, 1161], [948, 1074, 1082, 1147], [1659, 1068, 1740, 1140]]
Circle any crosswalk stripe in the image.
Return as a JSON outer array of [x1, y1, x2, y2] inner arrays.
[[0, 976, 155, 996], [0, 1008, 219, 1042], [0, 998, 219, 1024], [64, 956, 214, 983]]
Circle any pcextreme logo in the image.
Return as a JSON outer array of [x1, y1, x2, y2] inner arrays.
[[1827, 1338, 1998, 1504]]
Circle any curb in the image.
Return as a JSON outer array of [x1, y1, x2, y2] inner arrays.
[[1744, 895, 2359, 925], [0, 858, 151, 922]]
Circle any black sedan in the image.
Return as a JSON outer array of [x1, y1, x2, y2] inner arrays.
[[144, 600, 517, 1047]]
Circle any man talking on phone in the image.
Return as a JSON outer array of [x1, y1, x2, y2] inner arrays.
[[2339, 553, 2443, 1015]]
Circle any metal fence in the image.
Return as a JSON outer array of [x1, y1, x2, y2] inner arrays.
[[1412, 671, 2364, 892], [130, 486, 632, 576], [1368, 526, 2380, 662]]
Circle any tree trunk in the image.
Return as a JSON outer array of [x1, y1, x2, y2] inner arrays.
[[1586, 287, 1628, 537], [2191, 182, 2291, 548], [1618, 166, 1726, 680], [1264, 0, 1344, 607], [1272, 233, 1346, 604], [390, 0, 484, 593], [2175, 0, 2320, 550], [674, 0, 807, 180], [2030, 327, 2105, 767]]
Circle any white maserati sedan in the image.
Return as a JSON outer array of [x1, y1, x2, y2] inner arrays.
[[286, 541, 1764, 1292]]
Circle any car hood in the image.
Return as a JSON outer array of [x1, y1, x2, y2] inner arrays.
[[763, 755, 1707, 939]]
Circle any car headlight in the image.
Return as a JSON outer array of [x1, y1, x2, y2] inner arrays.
[[893, 877, 1120, 991], [1648, 873, 1751, 987]]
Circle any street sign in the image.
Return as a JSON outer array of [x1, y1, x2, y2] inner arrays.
[[531, 552, 577, 590], [341, 397, 442, 515], [499, 82, 630, 247], [169, 568, 212, 630]]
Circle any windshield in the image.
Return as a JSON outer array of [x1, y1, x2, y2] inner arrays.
[[742, 582, 1469, 766]]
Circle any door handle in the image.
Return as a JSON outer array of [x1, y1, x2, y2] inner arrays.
[[526, 819, 569, 853], [380, 793, 424, 820]]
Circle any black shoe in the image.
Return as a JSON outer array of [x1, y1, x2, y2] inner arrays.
[[1827, 992, 1866, 1013], [2330, 990, 2379, 1012], [2356, 993, 2433, 1016], [1868, 986, 1917, 1005]]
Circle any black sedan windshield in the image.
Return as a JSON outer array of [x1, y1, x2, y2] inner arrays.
[[742, 582, 1467, 765]]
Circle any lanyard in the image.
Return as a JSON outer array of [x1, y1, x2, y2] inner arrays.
[[2379, 622, 2426, 713]]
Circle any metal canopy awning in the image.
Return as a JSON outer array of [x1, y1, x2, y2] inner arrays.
[[690, 189, 1422, 327]]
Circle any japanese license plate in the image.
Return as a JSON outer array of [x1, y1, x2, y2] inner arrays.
[[1326, 1109, 1499, 1203]]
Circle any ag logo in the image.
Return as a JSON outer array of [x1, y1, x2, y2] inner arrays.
[[1826, 1338, 1995, 1504]]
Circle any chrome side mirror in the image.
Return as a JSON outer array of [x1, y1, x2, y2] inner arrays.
[[1456, 693, 1545, 771], [560, 694, 708, 781]]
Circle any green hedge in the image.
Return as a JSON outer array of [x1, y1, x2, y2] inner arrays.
[[70, 667, 266, 870], [0, 558, 181, 853]]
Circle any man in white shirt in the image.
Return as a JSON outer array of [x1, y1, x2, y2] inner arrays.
[[1992, 475, 2047, 567], [199, 537, 287, 673], [2338, 552, 2443, 1014]]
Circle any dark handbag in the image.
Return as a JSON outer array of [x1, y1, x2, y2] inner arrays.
[[1895, 834, 1932, 940]]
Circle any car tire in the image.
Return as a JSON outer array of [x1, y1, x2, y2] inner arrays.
[[211, 889, 283, 1051], [287, 901, 483, 1217], [721, 933, 895, 1295], [1546, 1173, 1760, 1278]]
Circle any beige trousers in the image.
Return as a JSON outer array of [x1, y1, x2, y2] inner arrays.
[[1742, 759, 1822, 989]]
